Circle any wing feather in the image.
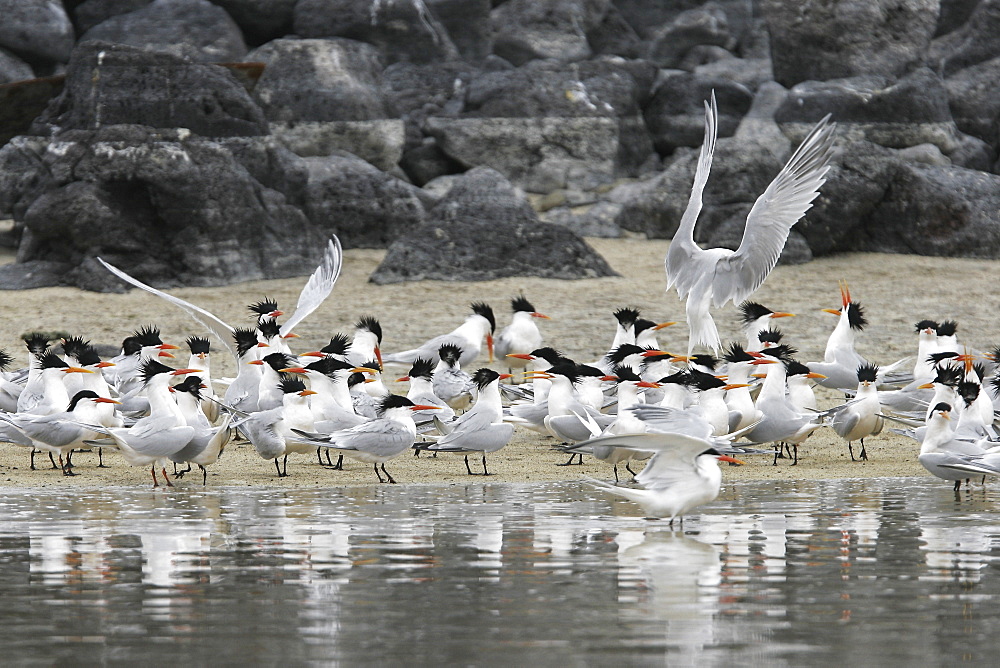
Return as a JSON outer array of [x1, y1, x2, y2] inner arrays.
[[712, 116, 836, 307], [280, 236, 343, 337]]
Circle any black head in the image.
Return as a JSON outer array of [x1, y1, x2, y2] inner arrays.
[[657, 370, 693, 387], [472, 367, 502, 390], [0, 348, 12, 371], [722, 342, 755, 364], [377, 394, 414, 416], [575, 364, 605, 378], [914, 319, 939, 333], [470, 302, 496, 332], [927, 351, 961, 366], [362, 359, 381, 373], [511, 294, 535, 313], [23, 332, 50, 356], [739, 301, 773, 324], [957, 381, 980, 405], [633, 318, 657, 336], [67, 390, 101, 412], [76, 346, 102, 368], [407, 358, 435, 380], [606, 344, 646, 366], [60, 335, 90, 360], [233, 327, 260, 357], [856, 362, 879, 383], [248, 297, 279, 317], [438, 343, 463, 366], [973, 362, 987, 381], [761, 344, 798, 363], [172, 375, 204, 400], [258, 317, 281, 340], [611, 366, 641, 383], [140, 358, 174, 384], [547, 362, 580, 385], [279, 377, 308, 395], [356, 315, 382, 343], [786, 361, 813, 377], [757, 328, 784, 345], [687, 368, 726, 391], [321, 333, 351, 357], [689, 354, 719, 371], [530, 347, 570, 366], [262, 352, 296, 372], [613, 307, 640, 327], [186, 336, 210, 354], [133, 325, 163, 347], [932, 402, 952, 414], [347, 371, 366, 389], [305, 356, 354, 376], [39, 351, 69, 370], [936, 320, 958, 337], [933, 365, 964, 387], [120, 336, 142, 356], [845, 302, 867, 330]]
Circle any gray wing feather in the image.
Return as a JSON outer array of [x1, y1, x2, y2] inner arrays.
[[280, 236, 343, 337]]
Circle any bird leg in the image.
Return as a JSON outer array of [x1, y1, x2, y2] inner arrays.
[[325, 450, 334, 467], [481, 454, 490, 476], [613, 464, 620, 484], [556, 452, 583, 466], [859, 438, 868, 461], [65, 450, 74, 469], [151, 466, 159, 487], [49, 452, 58, 469], [97, 448, 109, 468], [954, 479, 961, 492], [332, 454, 343, 470], [274, 458, 285, 477], [464, 455, 474, 475], [60, 454, 76, 476], [316, 448, 324, 466], [791, 443, 799, 466], [848, 442, 856, 462], [772, 444, 780, 466], [382, 463, 397, 484], [281, 455, 289, 477], [161, 467, 174, 487], [174, 463, 192, 479], [625, 462, 637, 477], [373, 462, 385, 483], [30, 449, 36, 471], [200, 465, 208, 486]]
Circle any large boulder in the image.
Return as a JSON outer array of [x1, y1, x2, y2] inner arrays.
[[426, 0, 494, 62], [80, 0, 248, 63], [370, 167, 618, 283], [944, 56, 1000, 150], [293, 0, 460, 64], [298, 153, 428, 248], [0, 48, 34, 85], [929, 0, 1000, 75], [209, 0, 297, 46], [643, 73, 752, 154], [74, 0, 153, 34], [31, 42, 268, 138], [646, 4, 734, 68], [0, 0, 76, 64], [1, 128, 325, 291], [763, 0, 939, 87], [490, 0, 611, 66]]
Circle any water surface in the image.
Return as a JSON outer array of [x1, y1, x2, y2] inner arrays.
[[2, 478, 999, 665]]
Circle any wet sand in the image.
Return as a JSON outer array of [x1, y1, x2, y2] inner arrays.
[[1, 237, 995, 488]]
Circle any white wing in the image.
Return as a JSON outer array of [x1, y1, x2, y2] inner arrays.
[[711, 115, 836, 307], [97, 257, 237, 360], [664, 92, 718, 299], [280, 236, 343, 337]]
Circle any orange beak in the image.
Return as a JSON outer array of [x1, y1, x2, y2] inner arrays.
[[499, 373, 513, 381], [531, 312, 551, 319], [640, 349, 669, 358], [158, 351, 175, 358], [410, 404, 441, 411], [94, 397, 121, 404], [637, 381, 661, 388], [839, 279, 851, 307], [770, 312, 795, 318], [170, 368, 201, 376], [157, 344, 179, 350], [723, 383, 750, 391], [506, 353, 534, 360], [806, 372, 827, 379], [375, 346, 383, 370], [283, 333, 300, 339], [64, 367, 94, 374], [718, 454, 746, 465], [653, 321, 677, 330], [821, 308, 841, 315], [249, 360, 264, 366], [750, 359, 777, 365], [486, 334, 494, 363], [601, 375, 618, 381], [270, 310, 284, 318], [96, 361, 115, 368], [299, 389, 317, 397], [279, 367, 308, 374], [396, 375, 410, 382], [351, 367, 378, 374], [300, 351, 326, 357], [918, 382, 934, 389]]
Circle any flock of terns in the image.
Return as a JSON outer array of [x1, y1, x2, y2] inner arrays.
[[0, 95, 996, 525]]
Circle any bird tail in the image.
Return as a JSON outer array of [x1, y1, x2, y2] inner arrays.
[[381, 349, 417, 366], [582, 476, 648, 504], [686, 311, 721, 356]]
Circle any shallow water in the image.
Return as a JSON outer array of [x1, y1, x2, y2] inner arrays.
[[2, 478, 999, 665]]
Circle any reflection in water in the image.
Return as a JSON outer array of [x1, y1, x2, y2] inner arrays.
[[1, 479, 1000, 663]]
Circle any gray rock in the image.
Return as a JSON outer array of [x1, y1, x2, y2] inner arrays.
[[929, 0, 1000, 74], [491, 0, 610, 66], [611, 0, 681, 39], [1, 127, 326, 291], [74, 0, 152, 34], [249, 38, 389, 122], [896, 143, 952, 166], [944, 55, 1000, 148], [293, 0, 460, 64], [763, 0, 938, 87], [936, 0, 981, 36], [209, 0, 297, 46], [0, 48, 34, 85], [31, 42, 268, 138], [643, 72, 752, 154], [400, 138, 465, 186], [646, 4, 734, 69], [541, 200, 623, 238], [0, 0, 75, 63], [586, 4, 644, 58], [425, 116, 619, 192], [693, 56, 774, 92], [270, 120, 405, 171], [298, 153, 427, 248], [81, 0, 248, 63], [426, 0, 493, 62], [0, 260, 72, 289]]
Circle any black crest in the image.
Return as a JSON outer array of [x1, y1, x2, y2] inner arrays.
[[470, 302, 496, 332], [186, 336, 210, 354], [258, 317, 281, 340], [76, 346, 102, 368], [612, 366, 641, 382], [132, 325, 162, 347], [932, 402, 952, 414], [139, 358, 174, 384], [722, 342, 755, 364], [173, 375, 204, 400], [248, 297, 279, 317], [856, 362, 879, 383], [305, 356, 353, 376], [613, 307, 640, 327], [233, 328, 260, 357], [575, 364, 605, 378], [687, 368, 726, 391], [762, 344, 798, 363], [846, 302, 868, 331], [67, 390, 101, 412], [39, 351, 69, 370], [61, 335, 90, 359], [936, 320, 958, 337], [408, 358, 435, 380], [347, 372, 366, 388], [606, 344, 645, 365], [355, 315, 383, 343], [279, 377, 308, 395], [529, 347, 570, 366], [757, 328, 784, 345], [739, 301, 773, 324], [786, 361, 813, 377], [23, 332, 50, 356], [957, 381, 980, 406], [657, 370, 693, 386], [262, 352, 296, 372], [690, 354, 719, 371], [321, 333, 351, 356], [472, 367, 501, 390], [120, 336, 142, 356], [933, 365, 964, 387], [438, 343, 463, 366], [633, 318, 657, 336], [511, 294, 535, 313], [914, 319, 939, 333], [378, 394, 414, 415], [0, 348, 12, 370], [547, 362, 580, 385]]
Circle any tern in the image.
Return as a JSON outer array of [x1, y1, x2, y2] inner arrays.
[[431, 343, 477, 411], [168, 376, 234, 484], [825, 363, 884, 461], [664, 92, 836, 354], [395, 358, 456, 427], [382, 302, 496, 369], [739, 302, 794, 352], [345, 316, 384, 368], [240, 377, 318, 477], [494, 295, 550, 375]]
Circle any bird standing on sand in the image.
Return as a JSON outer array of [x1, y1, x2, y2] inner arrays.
[[382, 302, 496, 369], [494, 295, 550, 375], [664, 93, 836, 354]]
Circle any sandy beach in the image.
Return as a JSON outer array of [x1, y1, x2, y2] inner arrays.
[[0, 236, 995, 488]]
